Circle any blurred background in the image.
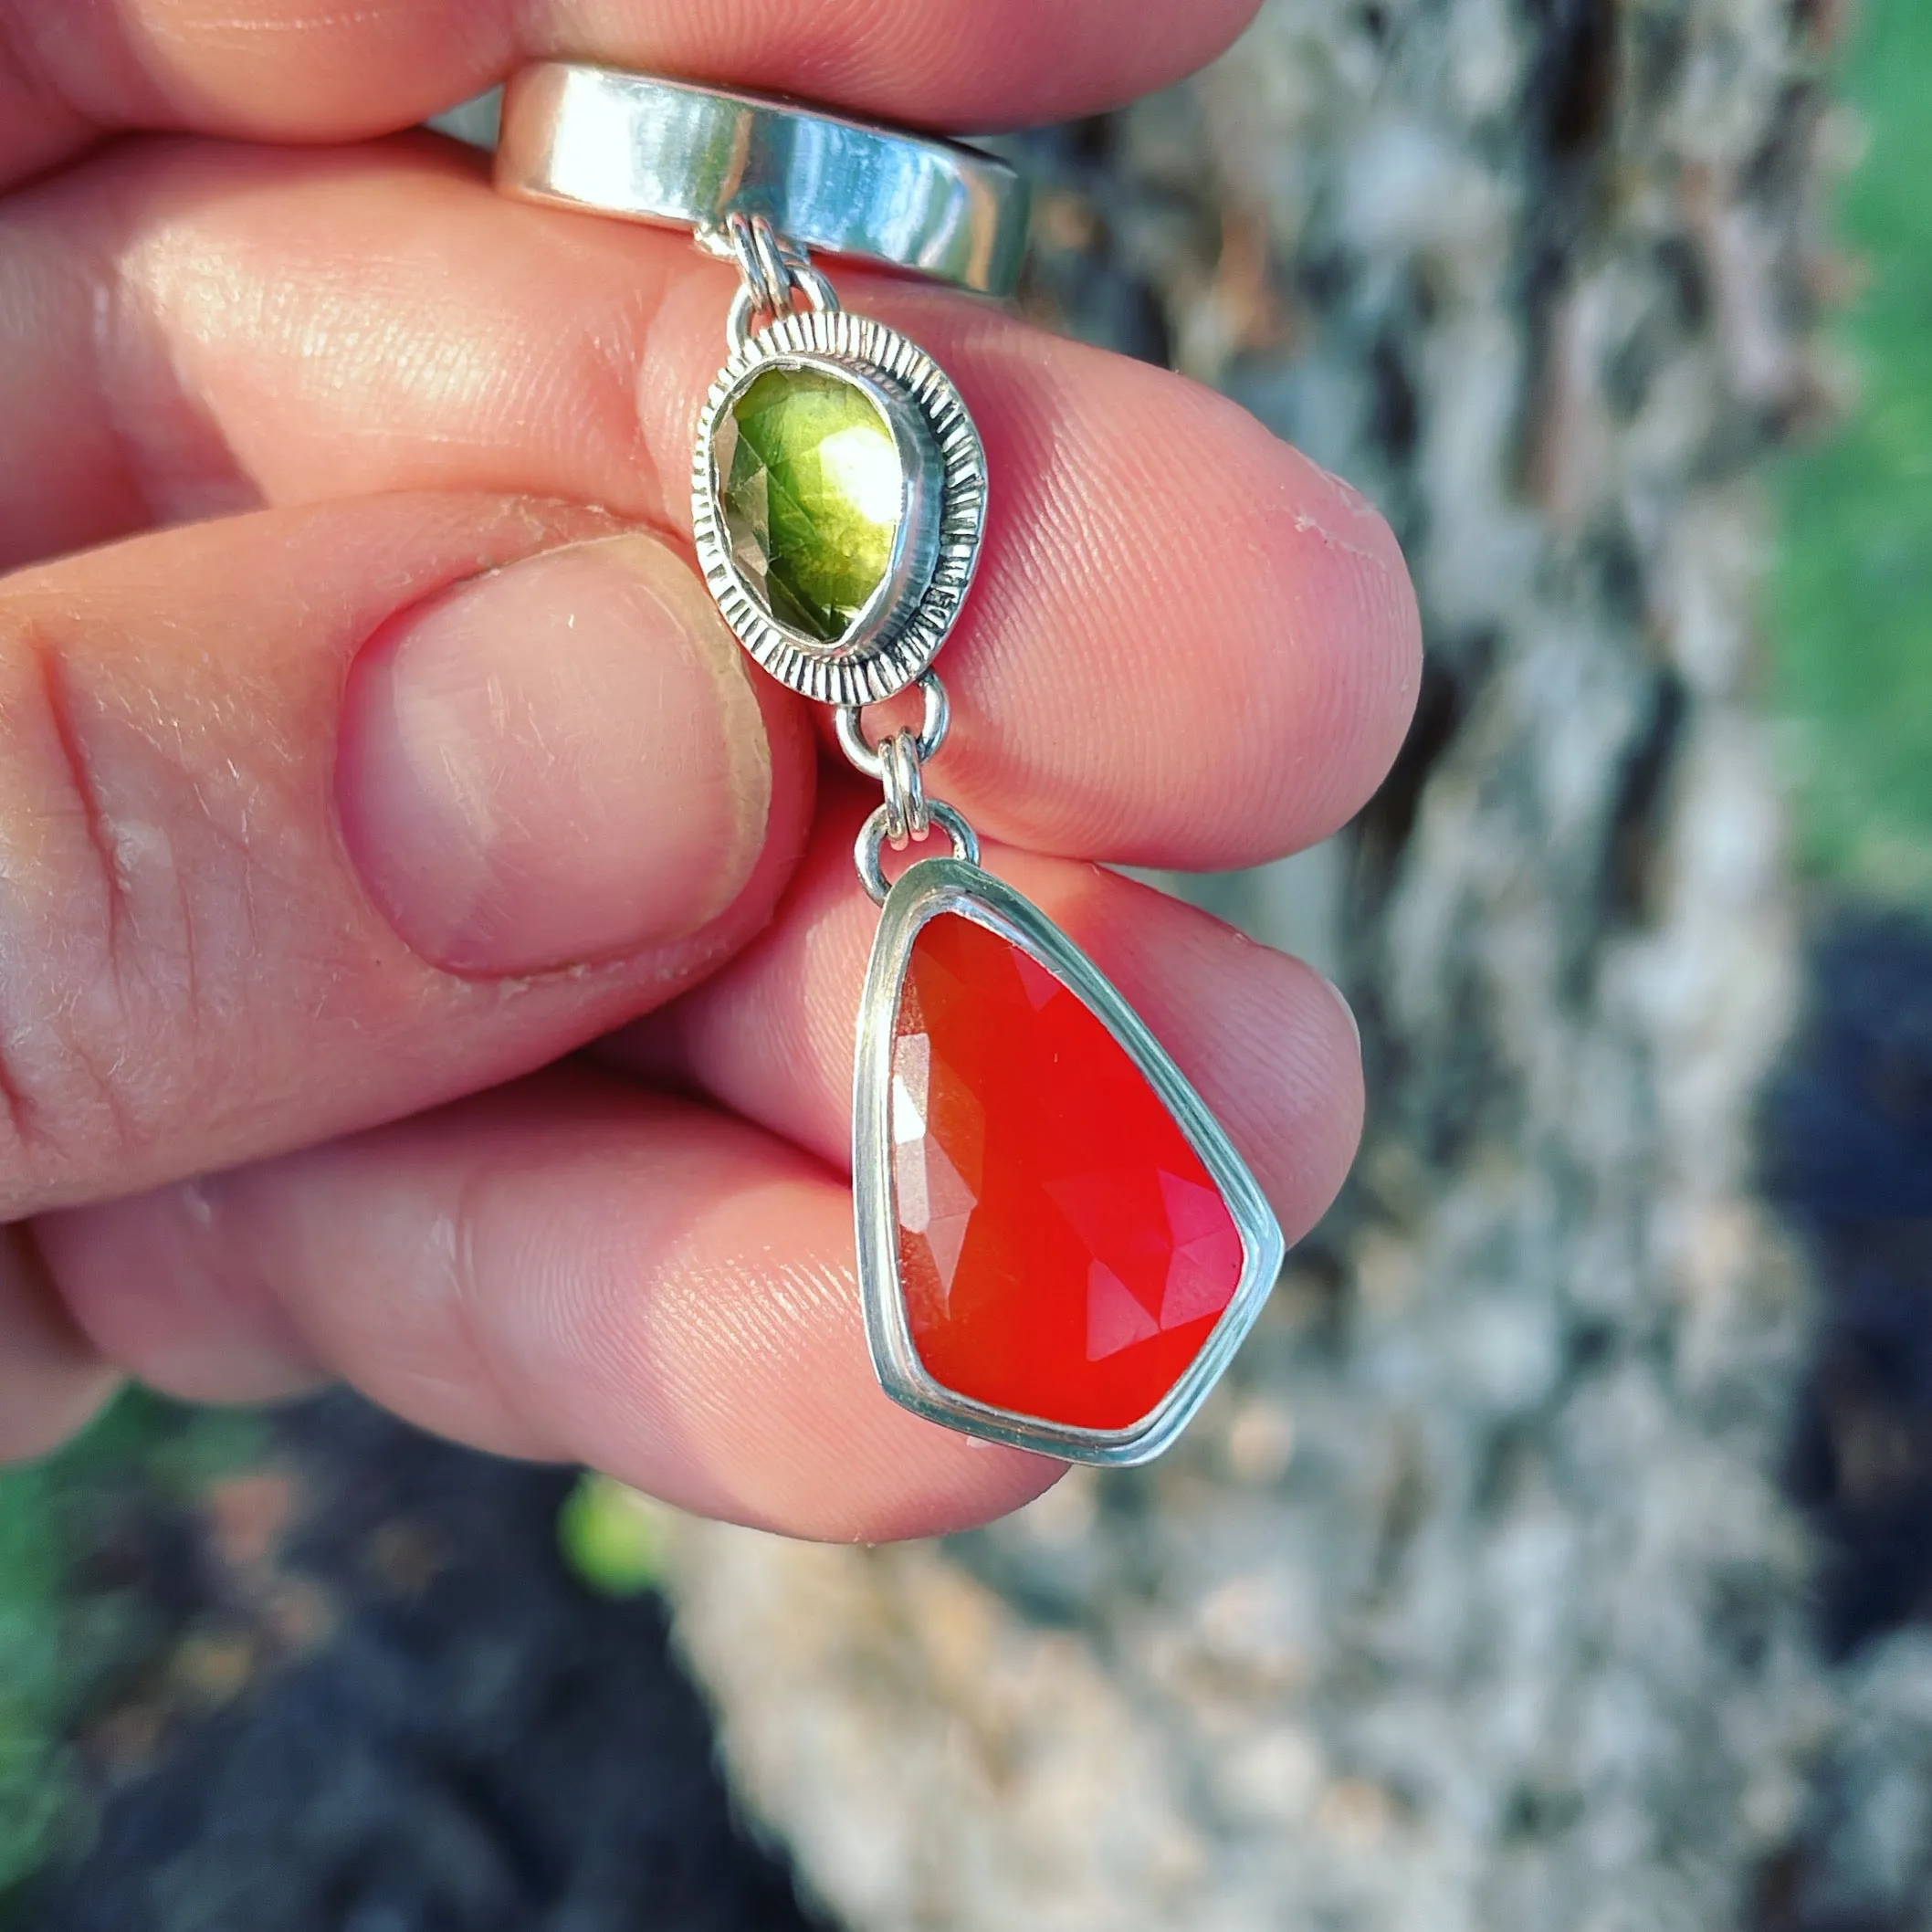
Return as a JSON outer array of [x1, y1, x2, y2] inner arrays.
[[7, 0, 1932, 1927]]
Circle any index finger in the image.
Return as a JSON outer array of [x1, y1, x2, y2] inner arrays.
[[0, 0, 1260, 187]]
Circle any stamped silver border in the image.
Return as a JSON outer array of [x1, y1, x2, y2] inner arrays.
[[853, 857, 1287, 1466], [692, 310, 987, 707]]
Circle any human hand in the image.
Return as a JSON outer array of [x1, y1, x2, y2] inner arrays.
[[0, 0, 1419, 1538]]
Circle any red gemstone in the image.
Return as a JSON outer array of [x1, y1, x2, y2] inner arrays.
[[890, 912, 1244, 1431]]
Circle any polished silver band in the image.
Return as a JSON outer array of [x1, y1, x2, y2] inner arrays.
[[495, 65, 1031, 298]]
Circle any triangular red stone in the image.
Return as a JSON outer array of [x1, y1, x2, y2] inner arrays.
[[888, 912, 1244, 1430]]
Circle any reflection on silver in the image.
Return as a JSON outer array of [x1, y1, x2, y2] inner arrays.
[[852, 857, 1288, 1466], [496, 65, 1031, 297]]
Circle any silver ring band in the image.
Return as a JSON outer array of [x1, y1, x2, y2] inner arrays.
[[495, 65, 1031, 298], [835, 672, 952, 781]]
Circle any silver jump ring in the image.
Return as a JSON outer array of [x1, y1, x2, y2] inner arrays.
[[724, 257, 840, 351], [708, 212, 788, 314], [879, 730, 931, 846], [710, 212, 801, 320], [749, 215, 792, 314], [709, 211, 844, 351], [835, 672, 951, 781], [856, 799, 979, 906]]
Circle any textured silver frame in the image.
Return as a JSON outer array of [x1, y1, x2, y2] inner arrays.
[[853, 858, 1287, 1466], [692, 309, 987, 707]]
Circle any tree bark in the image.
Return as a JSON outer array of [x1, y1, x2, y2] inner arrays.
[[658, 4, 1932, 1925]]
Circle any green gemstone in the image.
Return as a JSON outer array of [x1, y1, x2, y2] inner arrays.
[[717, 366, 905, 643]]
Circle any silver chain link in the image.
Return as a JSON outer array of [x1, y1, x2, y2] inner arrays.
[[855, 800, 980, 907], [697, 212, 841, 352], [878, 730, 930, 845], [834, 671, 950, 779], [837, 671, 978, 901]]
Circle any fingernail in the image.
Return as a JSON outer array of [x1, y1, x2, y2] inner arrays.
[[1325, 972, 1362, 1054], [337, 533, 771, 975]]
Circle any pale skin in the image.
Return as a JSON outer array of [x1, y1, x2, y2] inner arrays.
[[0, 0, 1422, 1539]]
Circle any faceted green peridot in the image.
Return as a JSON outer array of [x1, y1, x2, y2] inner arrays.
[[717, 366, 904, 643]]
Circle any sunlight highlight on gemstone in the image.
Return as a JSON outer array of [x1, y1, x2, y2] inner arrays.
[[716, 366, 904, 642]]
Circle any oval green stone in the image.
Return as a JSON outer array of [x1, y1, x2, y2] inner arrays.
[[716, 366, 905, 644]]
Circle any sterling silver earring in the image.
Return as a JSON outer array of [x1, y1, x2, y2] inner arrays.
[[498, 66, 1283, 1464]]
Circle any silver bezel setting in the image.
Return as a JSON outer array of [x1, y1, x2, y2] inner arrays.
[[853, 857, 1287, 1466], [692, 310, 988, 707]]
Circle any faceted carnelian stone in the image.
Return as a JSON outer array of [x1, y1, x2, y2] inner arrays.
[[890, 912, 1245, 1431]]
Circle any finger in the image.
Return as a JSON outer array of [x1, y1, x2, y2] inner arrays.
[[0, 0, 1259, 187], [0, 1223, 121, 1463], [38, 814, 1362, 1534], [618, 788, 1367, 1236], [37, 1068, 1063, 1542], [7, 140, 1421, 869], [0, 497, 814, 1218]]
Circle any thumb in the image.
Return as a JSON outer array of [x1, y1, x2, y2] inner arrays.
[[0, 495, 811, 1218]]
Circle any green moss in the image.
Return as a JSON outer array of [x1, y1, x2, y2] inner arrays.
[[558, 1473, 668, 1598], [0, 1395, 264, 1914], [0, 1470, 79, 1895], [1769, 0, 1932, 898]]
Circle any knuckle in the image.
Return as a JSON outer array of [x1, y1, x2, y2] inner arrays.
[[0, 611, 215, 1206]]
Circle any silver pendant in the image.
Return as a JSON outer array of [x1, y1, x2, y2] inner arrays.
[[496, 68, 1286, 1464]]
